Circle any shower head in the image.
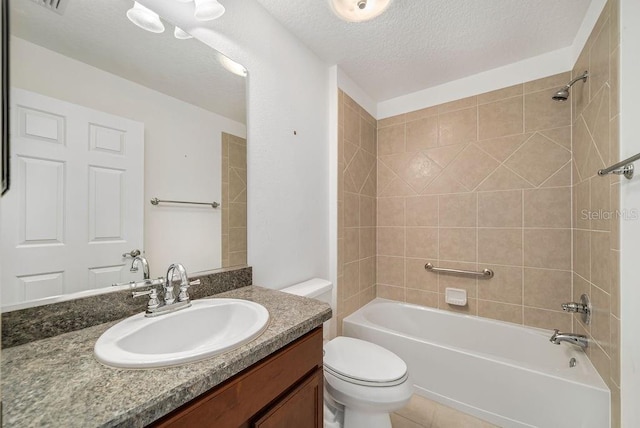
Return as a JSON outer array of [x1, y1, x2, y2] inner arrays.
[[552, 87, 570, 102], [551, 71, 589, 102]]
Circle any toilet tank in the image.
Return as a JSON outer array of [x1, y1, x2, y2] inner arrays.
[[280, 279, 334, 340], [280, 278, 333, 307]]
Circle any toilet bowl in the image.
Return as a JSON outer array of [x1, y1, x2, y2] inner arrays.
[[280, 279, 413, 428], [323, 336, 413, 428]]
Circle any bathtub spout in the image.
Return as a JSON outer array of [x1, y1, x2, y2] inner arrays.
[[549, 329, 588, 349]]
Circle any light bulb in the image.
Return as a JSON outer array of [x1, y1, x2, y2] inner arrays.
[[174, 26, 193, 39], [329, 0, 392, 22], [126, 2, 165, 33], [194, 0, 225, 21], [219, 54, 247, 77]]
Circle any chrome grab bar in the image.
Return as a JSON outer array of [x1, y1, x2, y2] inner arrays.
[[150, 197, 220, 208], [598, 152, 640, 180], [425, 263, 494, 278]]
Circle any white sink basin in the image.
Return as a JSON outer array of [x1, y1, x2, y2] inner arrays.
[[94, 298, 269, 369]]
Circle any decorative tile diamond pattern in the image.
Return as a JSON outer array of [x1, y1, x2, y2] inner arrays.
[[504, 133, 571, 186]]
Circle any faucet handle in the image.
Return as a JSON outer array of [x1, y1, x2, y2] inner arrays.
[[132, 288, 160, 310], [178, 279, 200, 302]]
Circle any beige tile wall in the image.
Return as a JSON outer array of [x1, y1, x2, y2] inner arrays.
[[376, 74, 574, 330], [221, 132, 247, 268], [572, 0, 620, 426], [337, 90, 378, 334]]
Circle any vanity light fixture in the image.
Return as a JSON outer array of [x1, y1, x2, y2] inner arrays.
[[194, 0, 225, 21], [329, 0, 392, 22], [174, 26, 193, 39], [126, 2, 165, 33], [218, 53, 247, 77]]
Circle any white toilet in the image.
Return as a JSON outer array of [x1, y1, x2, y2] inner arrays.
[[281, 279, 413, 428]]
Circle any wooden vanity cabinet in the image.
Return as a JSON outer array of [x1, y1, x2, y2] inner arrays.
[[150, 327, 324, 428]]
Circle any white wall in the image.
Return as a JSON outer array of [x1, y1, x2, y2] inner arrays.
[[145, 0, 331, 289], [619, 0, 640, 425], [10, 37, 246, 277]]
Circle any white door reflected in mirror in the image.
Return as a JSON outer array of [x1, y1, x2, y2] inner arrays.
[[1, 89, 144, 306]]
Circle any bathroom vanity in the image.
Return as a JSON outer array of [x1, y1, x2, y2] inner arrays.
[[153, 328, 323, 427], [1, 286, 331, 427]]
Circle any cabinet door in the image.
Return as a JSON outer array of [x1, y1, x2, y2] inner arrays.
[[253, 368, 323, 428]]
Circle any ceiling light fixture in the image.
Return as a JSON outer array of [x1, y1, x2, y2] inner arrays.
[[329, 0, 392, 22], [218, 54, 247, 77], [194, 0, 225, 21], [174, 26, 193, 39], [126, 2, 165, 33]]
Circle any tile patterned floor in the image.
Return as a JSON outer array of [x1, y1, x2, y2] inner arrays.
[[392, 394, 499, 428]]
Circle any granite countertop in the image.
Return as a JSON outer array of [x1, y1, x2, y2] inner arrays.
[[1, 286, 332, 428]]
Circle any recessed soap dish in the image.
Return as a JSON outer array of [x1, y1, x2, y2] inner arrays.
[[445, 288, 467, 306]]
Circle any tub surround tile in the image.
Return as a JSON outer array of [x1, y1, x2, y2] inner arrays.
[[406, 116, 438, 152], [405, 258, 438, 293], [405, 195, 438, 226], [523, 229, 571, 270], [478, 96, 524, 140], [376, 74, 579, 334], [570, 7, 620, 421], [523, 268, 572, 311], [478, 228, 522, 266], [477, 190, 523, 227], [378, 197, 405, 226], [477, 300, 523, 324], [523, 307, 571, 332], [523, 187, 572, 228], [477, 265, 523, 305], [1, 266, 252, 349], [377, 256, 405, 287], [406, 228, 438, 259], [370, 21, 620, 426], [378, 284, 406, 301], [338, 92, 380, 328], [406, 289, 439, 309], [438, 193, 477, 227], [1, 286, 331, 428], [439, 228, 477, 262]]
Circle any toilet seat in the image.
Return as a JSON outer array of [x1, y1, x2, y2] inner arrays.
[[323, 337, 408, 387]]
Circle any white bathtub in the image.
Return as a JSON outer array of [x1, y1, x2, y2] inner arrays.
[[343, 298, 610, 428]]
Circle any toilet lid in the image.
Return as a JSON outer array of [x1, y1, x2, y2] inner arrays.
[[323, 337, 408, 386]]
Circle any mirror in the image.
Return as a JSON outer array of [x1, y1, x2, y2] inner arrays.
[[1, 0, 247, 310]]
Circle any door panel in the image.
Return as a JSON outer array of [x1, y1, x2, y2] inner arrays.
[[1, 89, 144, 305]]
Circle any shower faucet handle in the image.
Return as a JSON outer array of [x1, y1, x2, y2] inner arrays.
[[560, 294, 591, 325], [561, 302, 589, 314]]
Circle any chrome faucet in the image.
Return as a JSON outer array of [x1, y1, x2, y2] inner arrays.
[[130, 255, 150, 279], [165, 263, 189, 304], [132, 263, 200, 317], [549, 329, 588, 349]]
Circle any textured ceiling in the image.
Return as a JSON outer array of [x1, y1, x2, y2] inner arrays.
[[255, 0, 591, 102], [10, 0, 246, 123]]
